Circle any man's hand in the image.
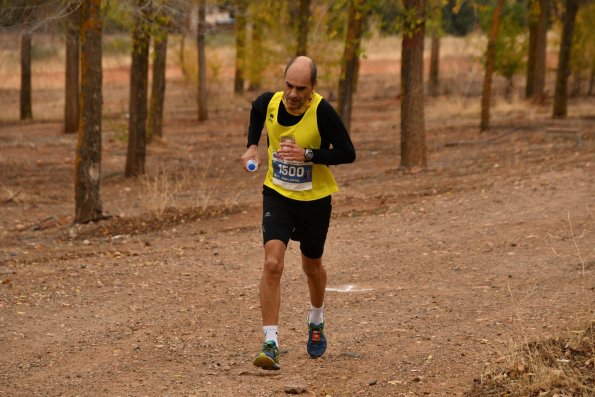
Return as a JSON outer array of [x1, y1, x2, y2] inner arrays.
[[241, 145, 261, 171], [278, 141, 306, 162]]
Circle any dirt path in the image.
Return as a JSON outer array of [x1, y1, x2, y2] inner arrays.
[[1, 60, 594, 395]]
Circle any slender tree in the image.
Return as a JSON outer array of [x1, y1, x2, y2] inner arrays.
[[526, 0, 538, 97], [75, 0, 104, 223], [526, 0, 549, 101], [148, 1, 170, 142], [234, 0, 247, 94], [296, 0, 310, 56], [20, 30, 33, 121], [428, 0, 443, 96], [553, 0, 580, 118], [64, 4, 80, 134], [248, 14, 264, 91], [480, 0, 506, 132], [337, 0, 366, 131], [125, 0, 151, 177], [197, 0, 208, 121], [429, 34, 440, 96], [400, 0, 427, 169]]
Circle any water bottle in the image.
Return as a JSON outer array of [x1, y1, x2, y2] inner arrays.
[[246, 159, 258, 172]]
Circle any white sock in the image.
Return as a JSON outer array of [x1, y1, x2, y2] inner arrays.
[[308, 305, 324, 325], [263, 325, 279, 347]]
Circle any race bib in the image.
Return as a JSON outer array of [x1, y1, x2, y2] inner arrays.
[[271, 152, 313, 191]]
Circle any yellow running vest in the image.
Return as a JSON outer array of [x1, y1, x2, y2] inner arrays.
[[264, 91, 339, 201]]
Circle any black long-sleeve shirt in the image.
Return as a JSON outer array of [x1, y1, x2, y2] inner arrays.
[[247, 92, 356, 165]]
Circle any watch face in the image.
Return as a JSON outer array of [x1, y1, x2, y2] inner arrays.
[[305, 149, 313, 161]]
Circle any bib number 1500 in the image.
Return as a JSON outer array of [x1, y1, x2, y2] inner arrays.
[[271, 157, 313, 191], [277, 163, 305, 178]]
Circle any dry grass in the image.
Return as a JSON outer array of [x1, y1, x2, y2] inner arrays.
[[466, 212, 595, 397], [0, 185, 38, 206], [140, 151, 236, 218], [466, 323, 594, 397], [141, 166, 178, 217]]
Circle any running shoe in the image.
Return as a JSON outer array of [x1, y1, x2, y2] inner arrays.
[[307, 322, 327, 358], [253, 340, 280, 370]]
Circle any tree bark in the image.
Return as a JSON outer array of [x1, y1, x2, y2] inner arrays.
[[526, 0, 538, 98], [400, 0, 427, 169], [248, 16, 263, 91], [75, 0, 103, 223], [553, 0, 579, 118], [125, 0, 151, 177], [148, 5, 169, 141], [197, 0, 208, 121], [337, 0, 366, 132], [64, 6, 80, 134], [428, 34, 440, 96], [20, 30, 33, 121], [296, 0, 310, 56], [234, 0, 247, 94], [428, 0, 442, 96], [480, 0, 505, 132], [526, 0, 549, 101], [589, 65, 594, 96], [533, 0, 549, 101]]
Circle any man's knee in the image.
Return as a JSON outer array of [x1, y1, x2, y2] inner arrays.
[[302, 257, 324, 276], [263, 256, 284, 279]]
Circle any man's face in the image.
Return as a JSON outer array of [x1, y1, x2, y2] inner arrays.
[[283, 61, 315, 112]]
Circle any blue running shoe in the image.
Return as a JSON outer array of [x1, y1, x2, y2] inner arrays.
[[307, 322, 326, 358], [253, 340, 280, 370]]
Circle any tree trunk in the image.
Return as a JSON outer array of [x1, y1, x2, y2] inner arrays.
[[526, 0, 538, 98], [75, 0, 103, 223], [296, 0, 310, 56], [589, 66, 594, 96], [125, 0, 151, 177], [148, 6, 169, 142], [337, 0, 366, 132], [248, 17, 263, 91], [480, 0, 505, 132], [553, 0, 579, 118], [427, 0, 442, 96], [532, 0, 549, 101], [526, 0, 549, 101], [505, 77, 514, 101], [400, 0, 427, 169], [64, 6, 80, 134], [20, 30, 33, 121], [197, 0, 208, 121], [428, 34, 440, 96], [571, 71, 581, 97], [234, 0, 247, 94]]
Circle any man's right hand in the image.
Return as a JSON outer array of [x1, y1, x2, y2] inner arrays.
[[241, 145, 261, 171]]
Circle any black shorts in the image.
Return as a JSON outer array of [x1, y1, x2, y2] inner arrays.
[[262, 186, 332, 259]]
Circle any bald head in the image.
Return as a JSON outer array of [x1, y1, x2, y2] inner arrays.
[[284, 56, 317, 86]]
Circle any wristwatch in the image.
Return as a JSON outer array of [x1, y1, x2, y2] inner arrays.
[[304, 148, 314, 162]]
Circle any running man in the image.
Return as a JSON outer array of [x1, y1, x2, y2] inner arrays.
[[241, 56, 356, 370]]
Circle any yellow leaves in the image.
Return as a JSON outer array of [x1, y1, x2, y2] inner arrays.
[[399, 3, 426, 38]]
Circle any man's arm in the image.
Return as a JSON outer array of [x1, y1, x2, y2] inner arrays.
[[246, 92, 274, 147], [312, 99, 356, 165], [241, 92, 274, 170]]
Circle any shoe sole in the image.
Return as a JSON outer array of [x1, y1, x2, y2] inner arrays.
[[253, 353, 280, 370]]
